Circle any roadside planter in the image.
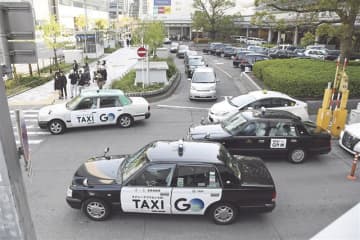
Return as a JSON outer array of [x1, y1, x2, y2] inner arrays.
[[134, 61, 169, 86]]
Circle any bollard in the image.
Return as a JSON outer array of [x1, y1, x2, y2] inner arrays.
[[347, 152, 359, 180]]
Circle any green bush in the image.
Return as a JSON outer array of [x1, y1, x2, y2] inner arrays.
[[253, 59, 360, 98], [104, 47, 118, 54], [112, 70, 164, 92]]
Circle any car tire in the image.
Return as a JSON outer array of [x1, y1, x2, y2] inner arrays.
[[288, 148, 306, 164], [209, 202, 238, 225], [83, 198, 111, 221], [118, 114, 133, 128], [48, 119, 65, 135]]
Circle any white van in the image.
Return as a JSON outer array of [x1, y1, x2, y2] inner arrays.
[[189, 67, 218, 100]]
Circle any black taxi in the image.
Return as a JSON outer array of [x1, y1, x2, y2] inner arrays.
[[66, 140, 276, 225], [188, 109, 331, 163]]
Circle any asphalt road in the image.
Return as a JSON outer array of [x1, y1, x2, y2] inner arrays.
[[11, 46, 360, 240]]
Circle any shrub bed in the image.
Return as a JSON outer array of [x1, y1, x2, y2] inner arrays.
[[112, 57, 177, 93], [253, 59, 360, 98]]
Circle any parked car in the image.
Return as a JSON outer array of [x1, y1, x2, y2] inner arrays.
[[38, 89, 150, 134], [184, 50, 198, 65], [163, 37, 171, 44], [203, 42, 221, 54], [304, 49, 326, 60], [269, 50, 297, 59], [189, 67, 218, 100], [66, 140, 276, 224], [210, 43, 224, 55], [324, 50, 340, 61], [232, 51, 252, 68], [176, 45, 189, 58], [238, 53, 271, 71], [246, 37, 267, 45], [189, 109, 331, 163], [170, 42, 179, 53], [215, 44, 232, 56], [223, 46, 237, 58], [185, 55, 205, 77], [207, 90, 309, 123], [339, 123, 360, 154]]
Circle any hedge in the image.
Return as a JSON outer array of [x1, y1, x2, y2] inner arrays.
[[253, 59, 360, 98]]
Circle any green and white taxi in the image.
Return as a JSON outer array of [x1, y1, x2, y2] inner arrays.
[[38, 89, 150, 134]]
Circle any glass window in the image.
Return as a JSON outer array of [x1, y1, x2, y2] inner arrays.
[[268, 122, 298, 137], [222, 112, 247, 134], [75, 97, 97, 110], [175, 165, 220, 188], [119, 95, 132, 106], [128, 164, 174, 187], [100, 97, 121, 108]]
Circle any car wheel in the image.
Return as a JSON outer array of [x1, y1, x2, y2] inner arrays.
[[118, 114, 133, 128], [209, 202, 237, 225], [48, 119, 65, 135], [288, 148, 306, 163], [83, 198, 111, 221]]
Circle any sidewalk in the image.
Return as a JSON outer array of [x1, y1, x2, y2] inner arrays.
[[7, 47, 138, 106]]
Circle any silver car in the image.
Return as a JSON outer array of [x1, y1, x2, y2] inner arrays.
[[189, 67, 218, 100]]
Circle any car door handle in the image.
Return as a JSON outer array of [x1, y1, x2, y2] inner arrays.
[[210, 193, 220, 197], [160, 192, 169, 196], [92, 112, 96, 114], [258, 139, 265, 143]]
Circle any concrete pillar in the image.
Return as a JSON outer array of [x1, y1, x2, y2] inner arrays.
[[293, 26, 299, 46], [181, 26, 183, 39], [189, 26, 192, 40], [277, 31, 281, 44], [267, 29, 273, 43], [315, 34, 320, 44]]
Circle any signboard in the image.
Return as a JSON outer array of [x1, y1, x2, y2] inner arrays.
[[153, 0, 171, 14], [154, 0, 171, 6], [137, 47, 147, 57], [8, 41, 37, 64]]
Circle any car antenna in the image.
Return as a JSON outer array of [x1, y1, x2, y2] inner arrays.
[[178, 139, 184, 156]]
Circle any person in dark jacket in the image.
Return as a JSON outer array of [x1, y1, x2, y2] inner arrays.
[[78, 70, 86, 94], [54, 70, 62, 99], [73, 60, 79, 73], [59, 71, 67, 99], [68, 70, 79, 98]]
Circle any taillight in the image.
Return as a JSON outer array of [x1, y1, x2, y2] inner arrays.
[[272, 190, 276, 201]]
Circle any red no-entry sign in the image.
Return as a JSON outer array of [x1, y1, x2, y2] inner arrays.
[[137, 47, 147, 57]]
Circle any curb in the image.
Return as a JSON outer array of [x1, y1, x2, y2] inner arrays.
[[126, 71, 181, 102]]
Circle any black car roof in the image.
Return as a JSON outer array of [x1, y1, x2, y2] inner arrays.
[[146, 140, 225, 164]]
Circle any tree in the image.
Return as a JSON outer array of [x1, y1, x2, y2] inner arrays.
[[74, 15, 86, 31], [316, 23, 337, 44], [301, 32, 315, 47], [132, 21, 165, 56], [255, 0, 360, 62], [94, 18, 108, 30], [192, 0, 236, 40], [42, 15, 65, 68]]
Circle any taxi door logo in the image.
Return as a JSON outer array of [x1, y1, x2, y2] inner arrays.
[[100, 113, 115, 122], [174, 198, 204, 212], [76, 114, 95, 124]]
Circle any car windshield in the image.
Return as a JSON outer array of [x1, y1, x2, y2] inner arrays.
[[66, 96, 82, 110], [189, 58, 203, 66], [179, 45, 188, 51], [229, 95, 256, 107], [219, 146, 241, 180], [117, 144, 150, 183], [192, 71, 215, 83], [222, 112, 247, 134]]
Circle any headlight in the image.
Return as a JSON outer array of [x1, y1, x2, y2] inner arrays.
[[210, 85, 216, 90], [82, 178, 88, 186], [191, 86, 196, 90], [214, 111, 229, 116]]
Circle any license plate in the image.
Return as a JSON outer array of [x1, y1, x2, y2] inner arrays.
[[66, 188, 72, 197]]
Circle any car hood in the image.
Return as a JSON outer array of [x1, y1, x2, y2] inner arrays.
[[39, 102, 68, 115], [345, 123, 360, 138], [234, 156, 275, 187], [129, 97, 149, 106], [209, 99, 238, 116], [191, 82, 216, 91], [189, 124, 231, 140], [74, 155, 129, 185]]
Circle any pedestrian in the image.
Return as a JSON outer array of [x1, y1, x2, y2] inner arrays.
[[54, 70, 62, 99], [59, 71, 68, 99], [78, 70, 86, 94], [126, 38, 130, 48], [83, 62, 90, 73], [68, 69, 79, 98], [73, 60, 79, 73]]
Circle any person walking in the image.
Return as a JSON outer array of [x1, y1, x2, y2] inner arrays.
[[54, 70, 62, 99], [59, 71, 68, 99], [68, 70, 79, 98], [78, 70, 86, 94], [73, 60, 79, 73]]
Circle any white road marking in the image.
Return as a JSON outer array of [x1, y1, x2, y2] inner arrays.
[[16, 140, 43, 145], [211, 62, 233, 78], [240, 72, 261, 90], [14, 131, 50, 136], [13, 125, 35, 129], [157, 105, 209, 110], [214, 62, 224, 65]]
